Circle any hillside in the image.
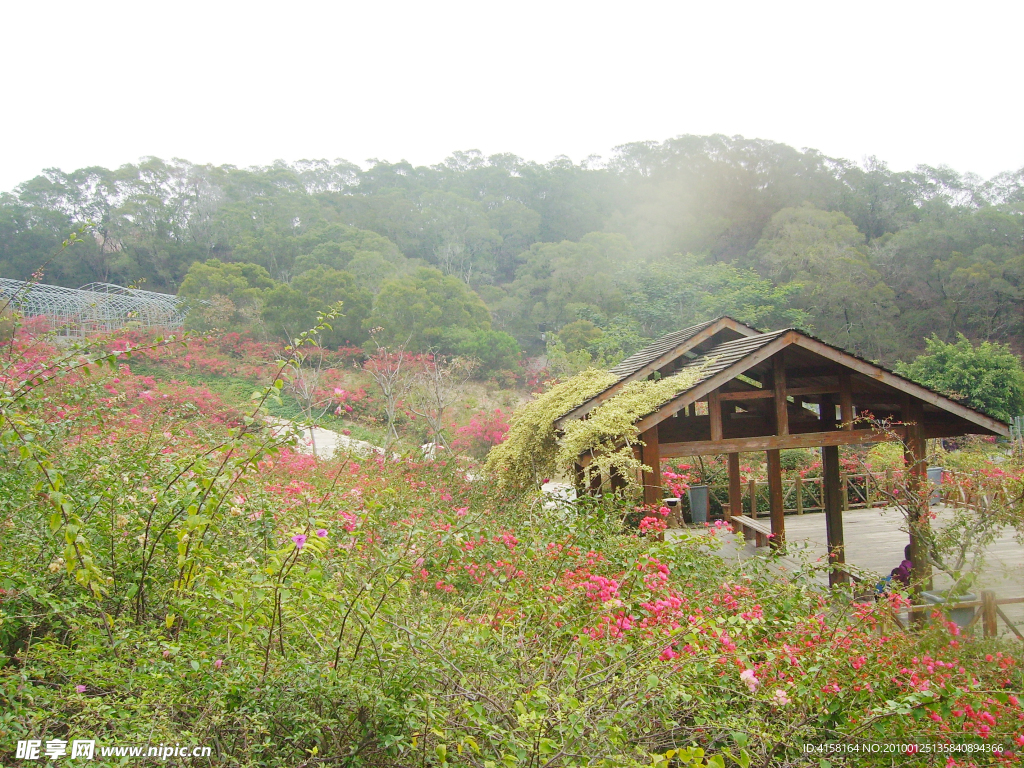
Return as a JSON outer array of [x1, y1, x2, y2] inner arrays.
[[2, 135, 1021, 369]]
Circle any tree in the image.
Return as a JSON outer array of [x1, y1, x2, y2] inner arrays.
[[177, 259, 275, 332], [895, 334, 1024, 422], [558, 320, 604, 353], [290, 267, 372, 346], [364, 334, 410, 452], [368, 267, 491, 351], [408, 355, 476, 452], [747, 206, 899, 359], [290, 223, 405, 276], [624, 253, 807, 338], [440, 328, 521, 377]]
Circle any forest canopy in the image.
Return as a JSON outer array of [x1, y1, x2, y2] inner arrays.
[[1, 136, 1021, 368]]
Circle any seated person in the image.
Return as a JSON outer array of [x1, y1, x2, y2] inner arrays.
[[877, 545, 913, 595], [891, 544, 913, 587]]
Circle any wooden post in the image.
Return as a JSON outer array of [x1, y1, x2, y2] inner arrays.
[[839, 371, 853, 429], [903, 397, 934, 597], [822, 444, 847, 586], [841, 472, 849, 511], [981, 590, 998, 638], [608, 465, 627, 495], [708, 390, 723, 441], [745, 478, 757, 543], [819, 393, 847, 586], [727, 452, 741, 524], [795, 475, 803, 515], [640, 425, 663, 509], [573, 463, 586, 499], [766, 449, 785, 550], [773, 352, 789, 436]]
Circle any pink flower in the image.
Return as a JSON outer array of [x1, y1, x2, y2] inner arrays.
[[740, 669, 759, 692], [214, 659, 223, 669], [316, 529, 328, 537], [639, 516, 667, 534], [772, 688, 791, 706], [291, 534, 308, 549], [76, 685, 87, 693]]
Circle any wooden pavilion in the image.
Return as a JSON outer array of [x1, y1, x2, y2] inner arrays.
[[560, 318, 1011, 588]]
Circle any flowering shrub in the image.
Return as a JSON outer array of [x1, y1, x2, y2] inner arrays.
[[0, 333, 1022, 767], [451, 407, 510, 458]]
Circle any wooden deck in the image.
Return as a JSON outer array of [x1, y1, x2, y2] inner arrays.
[[699, 505, 1024, 639]]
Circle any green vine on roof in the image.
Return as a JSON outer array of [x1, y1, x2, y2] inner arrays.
[[487, 363, 709, 494], [485, 368, 616, 491]]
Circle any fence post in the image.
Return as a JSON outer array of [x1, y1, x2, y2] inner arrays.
[[841, 472, 849, 511], [866, 471, 874, 508], [981, 590, 998, 638], [795, 475, 803, 515], [748, 478, 757, 519]]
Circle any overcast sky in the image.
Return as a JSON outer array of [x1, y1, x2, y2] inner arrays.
[[2, 0, 1022, 192]]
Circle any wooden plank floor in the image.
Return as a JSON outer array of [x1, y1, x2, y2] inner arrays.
[[699, 505, 1024, 639]]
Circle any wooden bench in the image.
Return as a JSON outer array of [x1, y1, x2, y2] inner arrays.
[[730, 514, 772, 547]]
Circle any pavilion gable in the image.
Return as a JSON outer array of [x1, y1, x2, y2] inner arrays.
[[554, 316, 761, 428]]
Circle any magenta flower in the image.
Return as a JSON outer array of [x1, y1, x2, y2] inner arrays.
[[291, 534, 308, 549], [75, 685, 87, 693], [316, 529, 328, 537], [214, 659, 223, 669]]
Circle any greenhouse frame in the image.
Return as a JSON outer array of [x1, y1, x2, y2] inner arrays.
[[0, 279, 188, 334]]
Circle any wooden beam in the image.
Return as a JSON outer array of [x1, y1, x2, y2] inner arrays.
[[719, 384, 848, 402], [787, 385, 841, 398], [766, 448, 785, 549], [658, 426, 904, 458], [719, 389, 773, 401], [792, 335, 1009, 436], [727, 452, 741, 523], [785, 365, 843, 380], [708, 389, 723, 441], [839, 371, 853, 430], [640, 425, 662, 509]]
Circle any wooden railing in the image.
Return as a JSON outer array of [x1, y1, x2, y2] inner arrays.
[[698, 467, 1016, 519], [894, 592, 1024, 642]]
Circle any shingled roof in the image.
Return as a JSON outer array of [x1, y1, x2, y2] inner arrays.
[[561, 321, 1009, 438], [628, 327, 1008, 436], [607, 318, 719, 381], [672, 329, 789, 388]]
